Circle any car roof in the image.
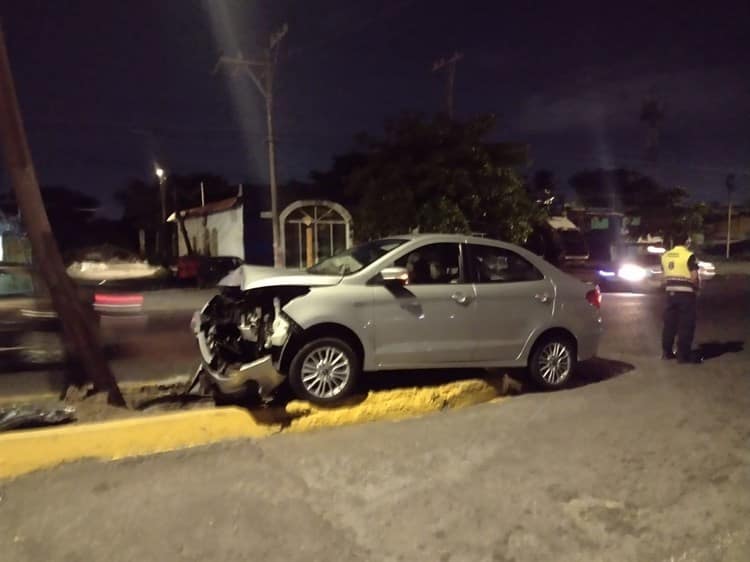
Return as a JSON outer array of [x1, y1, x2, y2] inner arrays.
[[387, 233, 508, 245]]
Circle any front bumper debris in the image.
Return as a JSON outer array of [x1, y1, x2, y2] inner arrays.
[[203, 355, 286, 398], [193, 310, 287, 399]]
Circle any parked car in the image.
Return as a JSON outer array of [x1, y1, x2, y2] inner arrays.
[[0, 265, 65, 367], [67, 244, 169, 291], [191, 234, 603, 405], [596, 248, 664, 292], [176, 255, 243, 288]]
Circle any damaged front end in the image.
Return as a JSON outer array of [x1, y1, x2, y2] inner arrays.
[[190, 286, 306, 401]]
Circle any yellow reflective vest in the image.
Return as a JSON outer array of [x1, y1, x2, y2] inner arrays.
[[661, 245, 695, 292]]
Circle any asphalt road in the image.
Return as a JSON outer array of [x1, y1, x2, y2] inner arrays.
[[601, 276, 748, 359], [2, 277, 749, 561], [1, 278, 747, 397], [0, 291, 213, 397]]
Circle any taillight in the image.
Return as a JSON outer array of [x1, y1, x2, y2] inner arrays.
[[586, 286, 601, 309], [94, 293, 144, 312]]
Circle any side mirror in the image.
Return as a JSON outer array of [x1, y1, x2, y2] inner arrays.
[[380, 266, 410, 286]]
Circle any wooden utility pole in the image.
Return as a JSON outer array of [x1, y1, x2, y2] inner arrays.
[[0, 25, 125, 406], [432, 51, 463, 119], [214, 24, 288, 267]]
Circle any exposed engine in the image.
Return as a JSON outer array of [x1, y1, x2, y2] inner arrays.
[[193, 286, 308, 380]]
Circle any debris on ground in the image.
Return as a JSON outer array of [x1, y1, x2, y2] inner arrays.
[[4, 381, 214, 426], [1, 371, 521, 432], [0, 405, 76, 432]]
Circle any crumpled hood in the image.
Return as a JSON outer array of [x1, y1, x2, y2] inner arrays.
[[219, 264, 342, 291]]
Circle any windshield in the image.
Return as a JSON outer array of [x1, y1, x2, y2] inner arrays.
[[307, 238, 407, 276], [619, 245, 663, 266]]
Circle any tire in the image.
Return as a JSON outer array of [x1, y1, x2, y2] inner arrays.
[[288, 337, 360, 405], [528, 334, 577, 390]]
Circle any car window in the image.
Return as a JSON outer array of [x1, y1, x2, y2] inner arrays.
[[394, 243, 461, 285], [308, 238, 407, 275], [0, 269, 35, 298], [469, 244, 543, 283]]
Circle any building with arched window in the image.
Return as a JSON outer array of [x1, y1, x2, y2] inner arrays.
[[168, 188, 353, 268]]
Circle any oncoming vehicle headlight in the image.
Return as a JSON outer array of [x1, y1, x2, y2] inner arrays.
[[618, 263, 647, 282]]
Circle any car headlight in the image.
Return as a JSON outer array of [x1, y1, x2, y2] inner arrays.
[[618, 264, 647, 282]]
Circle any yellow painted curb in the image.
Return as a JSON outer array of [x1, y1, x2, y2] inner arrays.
[[0, 406, 280, 480], [0, 374, 516, 480], [284, 375, 509, 433]]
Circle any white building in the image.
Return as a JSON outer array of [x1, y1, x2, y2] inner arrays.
[[167, 197, 353, 268], [167, 196, 245, 260]]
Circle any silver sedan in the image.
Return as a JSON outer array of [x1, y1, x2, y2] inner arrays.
[[192, 234, 603, 404]]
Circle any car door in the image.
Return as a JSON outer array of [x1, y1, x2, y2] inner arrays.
[[0, 267, 36, 356], [467, 243, 555, 362], [370, 242, 477, 368]]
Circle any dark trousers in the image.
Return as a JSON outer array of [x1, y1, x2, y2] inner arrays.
[[662, 292, 696, 360]]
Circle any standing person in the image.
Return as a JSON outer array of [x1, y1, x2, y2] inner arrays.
[[661, 233, 702, 363]]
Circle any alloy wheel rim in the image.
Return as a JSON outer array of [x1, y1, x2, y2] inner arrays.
[[538, 342, 571, 384], [300, 346, 351, 398]]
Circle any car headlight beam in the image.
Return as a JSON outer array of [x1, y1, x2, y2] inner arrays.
[[617, 264, 647, 282]]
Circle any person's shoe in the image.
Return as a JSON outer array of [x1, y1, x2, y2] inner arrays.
[[661, 351, 676, 360], [678, 352, 704, 364]]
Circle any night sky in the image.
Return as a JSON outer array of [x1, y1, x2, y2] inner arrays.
[[1, 0, 748, 217]]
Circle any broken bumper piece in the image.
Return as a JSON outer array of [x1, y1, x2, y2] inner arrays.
[[207, 355, 286, 399], [193, 306, 289, 399]]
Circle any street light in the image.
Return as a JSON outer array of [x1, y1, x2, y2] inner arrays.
[[154, 165, 166, 222], [155, 165, 167, 261]]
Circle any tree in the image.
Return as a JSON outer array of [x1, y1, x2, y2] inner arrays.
[[310, 151, 368, 207], [115, 178, 161, 233], [526, 169, 564, 214], [337, 113, 541, 243], [529, 169, 556, 200]]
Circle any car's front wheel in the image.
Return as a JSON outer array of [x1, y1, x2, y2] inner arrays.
[[528, 334, 577, 389], [288, 337, 360, 405]]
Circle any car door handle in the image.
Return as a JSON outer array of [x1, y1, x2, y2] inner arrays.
[[534, 293, 551, 304], [451, 292, 471, 305]]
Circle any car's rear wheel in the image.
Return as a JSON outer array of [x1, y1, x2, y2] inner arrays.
[[528, 334, 577, 389], [288, 337, 360, 405]]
